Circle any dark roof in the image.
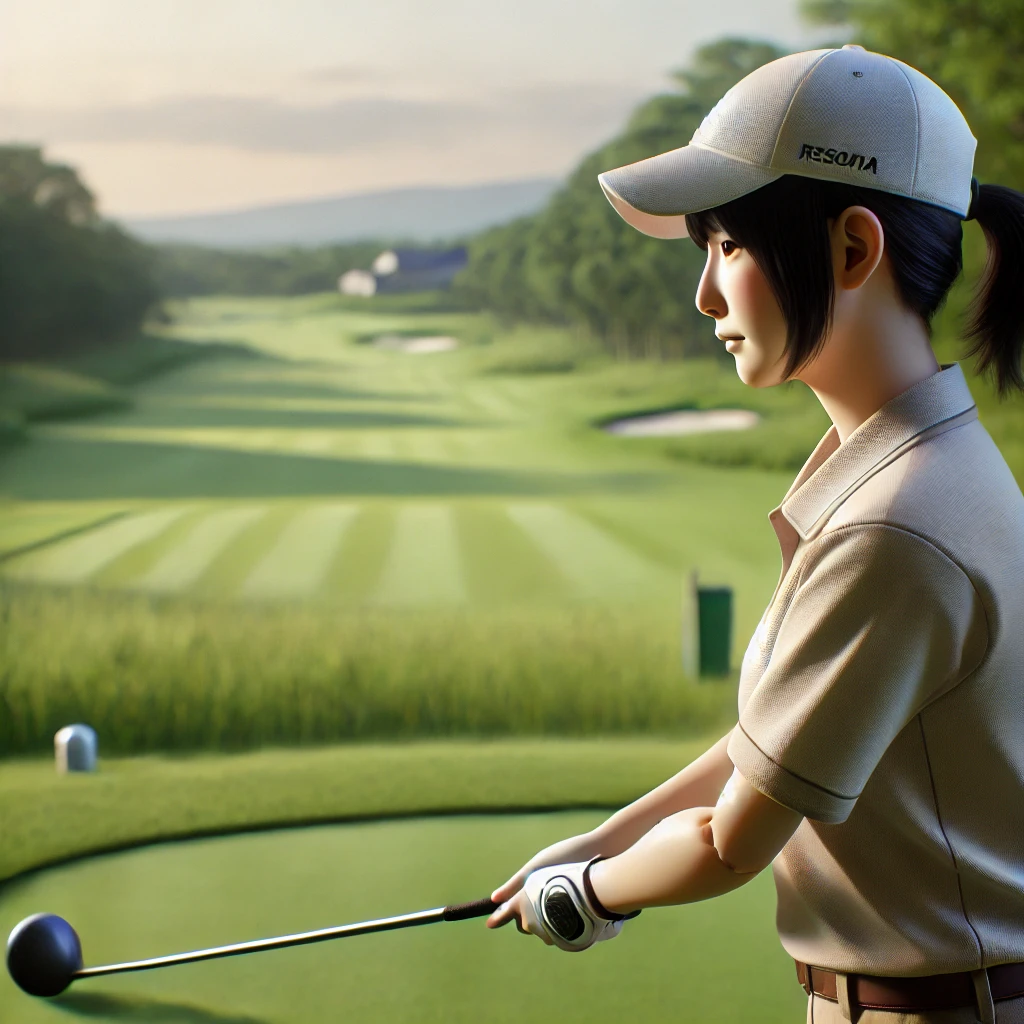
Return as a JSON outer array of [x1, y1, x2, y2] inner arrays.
[[387, 247, 467, 272]]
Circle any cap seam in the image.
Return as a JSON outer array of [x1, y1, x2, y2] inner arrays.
[[770, 48, 837, 169], [688, 140, 779, 171], [891, 58, 922, 198]]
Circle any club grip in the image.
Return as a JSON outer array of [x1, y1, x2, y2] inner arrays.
[[442, 898, 500, 922]]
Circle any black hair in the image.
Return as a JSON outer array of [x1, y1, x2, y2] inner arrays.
[[684, 174, 1024, 395]]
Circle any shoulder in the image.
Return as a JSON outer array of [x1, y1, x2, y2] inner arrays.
[[823, 418, 1024, 576], [797, 522, 974, 596]]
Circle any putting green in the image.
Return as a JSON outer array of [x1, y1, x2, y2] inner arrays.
[[0, 813, 806, 1023]]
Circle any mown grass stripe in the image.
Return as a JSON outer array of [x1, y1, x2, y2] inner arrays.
[[94, 504, 209, 587], [0, 507, 128, 562], [135, 506, 268, 593], [359, 433, 398, 461], [320, 504, 395, 604], [406, 431, 451, 463], [291, 432, 338, 455], [456, 503, 569, 606], [373, 504, 464, 606], [2, 507, 189, 584], [194, 504, 298, 599], [241, 504, 358, 598], [505, 502, 673, 601]]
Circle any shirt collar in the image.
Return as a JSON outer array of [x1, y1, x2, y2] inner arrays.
[[777, 362, 978, 541]]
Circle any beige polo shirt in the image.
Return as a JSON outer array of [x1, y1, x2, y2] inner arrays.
[[727, 362, 1024, 977]]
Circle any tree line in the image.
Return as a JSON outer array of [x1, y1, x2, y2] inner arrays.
[[0, 146, 402, 361], [0, 146, 159, 362], [151, 241, 390, 298], [454, 39, 787, 360], [2, 0, 1020, 365], [454, 0, 1024, 359]]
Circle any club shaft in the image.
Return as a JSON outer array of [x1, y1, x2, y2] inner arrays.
[[74, 907, 447, 978]]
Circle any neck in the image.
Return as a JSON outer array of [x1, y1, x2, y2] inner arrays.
[[797, 296, 941, 444]]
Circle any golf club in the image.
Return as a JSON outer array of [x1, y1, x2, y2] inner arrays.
[[7, 896, 502, 999]]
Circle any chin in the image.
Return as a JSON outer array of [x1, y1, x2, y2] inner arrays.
[[735, 360, 765, 388], [735, 357, 784, 389]]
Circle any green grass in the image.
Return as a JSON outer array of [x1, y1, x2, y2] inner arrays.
[[0, 408, 27, 448], [0, 582, 737, 757], [0, 737, 806, 1024], [0, 364, 129, 421], [0, 812, 803, 1024], [0, 294, 787, 758], [1, 292, 1019, 760], [0, 334, 262, 440], [478, 324, 593, 375], [0, 503, 127, 559], [58, 332, 262, 387], [0, 736, 718, 882]]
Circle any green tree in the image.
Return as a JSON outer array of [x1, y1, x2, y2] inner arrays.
[[0, 147, 159, 360], [0, 146, 98, 225], [151, 241, 388, 298], [456, 38, 789, 357]]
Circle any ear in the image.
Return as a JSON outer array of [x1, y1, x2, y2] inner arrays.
[[830, 205, 885, 292]]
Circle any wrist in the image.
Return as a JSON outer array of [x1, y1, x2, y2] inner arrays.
[[584, 856, 642, 920]]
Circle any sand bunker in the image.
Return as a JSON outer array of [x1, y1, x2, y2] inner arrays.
[[372, 335, 459, 354], [604, 408, 760, 437]]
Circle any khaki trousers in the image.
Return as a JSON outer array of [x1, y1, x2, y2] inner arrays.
[[807, 993, 1024, 1024]]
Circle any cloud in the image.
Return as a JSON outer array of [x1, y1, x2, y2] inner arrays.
[[303, 66, 387, 86], [0, 83, 649, 157]]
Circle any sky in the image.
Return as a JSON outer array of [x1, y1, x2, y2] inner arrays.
[[0, 0, 824, 218]]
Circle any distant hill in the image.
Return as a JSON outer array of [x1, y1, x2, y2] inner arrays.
[[122, 178, 560, 250]]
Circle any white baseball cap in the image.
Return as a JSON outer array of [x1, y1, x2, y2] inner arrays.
[[598, 45, 977, 239]]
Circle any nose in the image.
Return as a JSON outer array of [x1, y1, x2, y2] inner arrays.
[[695, 253, 725, 320]]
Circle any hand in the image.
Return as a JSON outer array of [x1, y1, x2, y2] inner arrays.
[[489, 830, 604, 908], [487, 859, 635, 952], [485, 887, 554, 945]]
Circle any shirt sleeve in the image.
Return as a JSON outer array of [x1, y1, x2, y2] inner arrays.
[[727, 524, 988, 824]]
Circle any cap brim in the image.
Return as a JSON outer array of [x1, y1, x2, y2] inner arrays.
[[598, 144, 781, 239]]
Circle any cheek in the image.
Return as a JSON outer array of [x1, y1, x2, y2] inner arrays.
[[733, 261, 783, 332]]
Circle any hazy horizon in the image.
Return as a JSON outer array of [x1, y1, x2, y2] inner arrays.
[[121, 174, 560, 224], [1, 0, 823, 218]]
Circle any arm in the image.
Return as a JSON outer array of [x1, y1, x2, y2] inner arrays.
[[488, 727, 739, 909], [586, 726, 737, 857], [587, 768, 804, 914]]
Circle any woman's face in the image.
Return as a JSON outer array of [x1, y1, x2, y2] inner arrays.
[[695, 229, 789, 388]]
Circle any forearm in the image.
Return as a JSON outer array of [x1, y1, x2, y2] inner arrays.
[[588, 805, 757, 914], [589, 728, 736, 856]]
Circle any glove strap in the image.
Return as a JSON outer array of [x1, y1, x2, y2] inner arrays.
[[583, 856, 642, 922]]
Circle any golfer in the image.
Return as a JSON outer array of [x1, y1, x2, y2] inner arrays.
[[486, 45, 1024, 1024]]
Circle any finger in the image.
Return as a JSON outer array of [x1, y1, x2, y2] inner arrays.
[[490, 874, 524, 903], [486, 902, 515, 929]]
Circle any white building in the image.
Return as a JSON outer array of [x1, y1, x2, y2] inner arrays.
[[338, 269, 377, 297], [339, 247, 468, 298]]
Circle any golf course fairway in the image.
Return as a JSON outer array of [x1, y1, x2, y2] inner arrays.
[[0, 295, 791, 639], [0, 294, 809, 756]]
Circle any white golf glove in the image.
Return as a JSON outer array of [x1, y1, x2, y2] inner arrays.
[[521, 856, 641, 952]]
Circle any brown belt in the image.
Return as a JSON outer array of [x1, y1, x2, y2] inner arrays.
[[796, 959, 1024, 1012]]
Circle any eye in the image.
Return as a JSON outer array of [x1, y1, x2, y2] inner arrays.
[[720, 239, 738, 256]]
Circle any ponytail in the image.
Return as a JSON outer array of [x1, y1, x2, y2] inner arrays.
[[963, 183, 1024, 396]]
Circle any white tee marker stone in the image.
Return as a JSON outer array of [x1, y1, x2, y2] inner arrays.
[[55, 725, 98, 773]]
